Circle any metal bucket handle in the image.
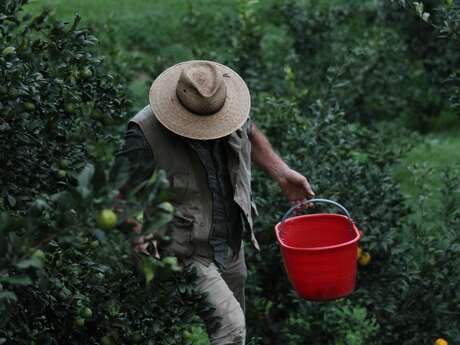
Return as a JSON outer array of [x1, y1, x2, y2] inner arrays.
[[281, 198, 355, 233]]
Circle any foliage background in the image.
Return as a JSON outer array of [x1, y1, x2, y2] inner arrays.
[[1, 0, 459, 344]]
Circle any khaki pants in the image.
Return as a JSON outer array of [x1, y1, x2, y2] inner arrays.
[[184, 245, 247, 345]]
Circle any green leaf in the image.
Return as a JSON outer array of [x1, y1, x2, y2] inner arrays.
[[6, 194, 16, 207], [0, 213, 9, 233], [140, 256, 156, 285], [142, 213, 173, 237], [77, 164, 95, 199], [0, 275, 32, 286], [15, 257, 43, 269], [0, 291, 17, 302]]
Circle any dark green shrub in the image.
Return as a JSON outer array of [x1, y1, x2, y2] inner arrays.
[[245, 84, 458, 344], [2, 0, 459, 344], [0, 2, 207, 344], [0, 0, 130, 206]]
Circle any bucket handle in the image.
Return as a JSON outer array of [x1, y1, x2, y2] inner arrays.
[[281, 198, 355, 232]]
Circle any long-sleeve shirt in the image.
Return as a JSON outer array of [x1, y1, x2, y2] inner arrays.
[[112, 122, 246, 270]]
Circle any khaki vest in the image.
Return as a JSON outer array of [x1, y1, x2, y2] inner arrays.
[[130, 106, 260, 258]]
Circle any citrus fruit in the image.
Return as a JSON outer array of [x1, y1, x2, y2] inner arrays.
[[96, 209, 117, 230], [23, 102, 36, 111], [81, 67, 93, 79], [81, 307, 93, 319], [75, 318, 85, 327], [60, 159, 70, 168], [358, 252, 371, 266], [32, 249, 46, 261], [57, 169, 67, 179], [357, 246, 362, 259], [162, 256, 178, 266], [182, 330, 192, 340], [90, 240, 100, 248], [100, 336, 113, 345], [65, 103, 76, 113], [435, 338, 448, 345], [158, 202, 174, 213]]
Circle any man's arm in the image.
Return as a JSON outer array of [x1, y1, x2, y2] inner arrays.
[[110, 123, 158, 256], [249, 123, 315, 205]]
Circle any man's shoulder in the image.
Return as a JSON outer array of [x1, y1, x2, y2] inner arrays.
[[130, 105, 156, 125]]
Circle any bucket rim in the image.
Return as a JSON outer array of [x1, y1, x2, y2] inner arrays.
[[274, 213, 361, 251]]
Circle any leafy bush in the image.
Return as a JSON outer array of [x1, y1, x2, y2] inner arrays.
[[2, 0, 459, 344], [0, 2, 209, 344], [245, 88, 459, 344], [0, 0, 131, 205]]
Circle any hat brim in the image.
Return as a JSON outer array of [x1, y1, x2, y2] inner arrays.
[[149, 60, 250, 140]]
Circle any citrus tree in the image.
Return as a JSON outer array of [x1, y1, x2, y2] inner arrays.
[[0, 1, 209, 344]]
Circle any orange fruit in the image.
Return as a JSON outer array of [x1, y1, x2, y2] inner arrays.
[[435, 338, 448, 345], [358, 252, 371, 266]]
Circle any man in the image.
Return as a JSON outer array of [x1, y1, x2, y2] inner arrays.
[[114, 60, 314, 345]]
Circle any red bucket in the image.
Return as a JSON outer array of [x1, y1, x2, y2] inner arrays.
[[275, 199, 361, 301]]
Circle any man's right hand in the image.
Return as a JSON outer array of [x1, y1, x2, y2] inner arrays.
[[125, 218, 160, 259]]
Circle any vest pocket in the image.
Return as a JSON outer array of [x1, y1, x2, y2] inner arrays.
[[170, 173, 189, 202], [166, 211, 195, 258]]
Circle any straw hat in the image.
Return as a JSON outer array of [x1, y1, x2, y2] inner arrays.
[[149, 60, 250, 140]]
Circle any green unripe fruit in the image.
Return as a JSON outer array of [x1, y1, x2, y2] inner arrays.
[[60, 159, 70, 168], [157, 202, 174, 214], [100, 336, 113, 345], [81, 67, 93, 79], [23, 102, 35, 111], [32, 249, 46, 261], [75, 318, 85, 327], [90, 240, 100, 248], [65, 103, 76, 113], [96, 209, 118, 230], [162, 256, 178, 266], [57, 169, 67, 179], [2, 46, 16, 57], [81, 307, 93, 319], [182, 330, 192, 340]]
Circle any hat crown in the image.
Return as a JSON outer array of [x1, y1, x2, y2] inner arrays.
[[176, 62, 227, 115]]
